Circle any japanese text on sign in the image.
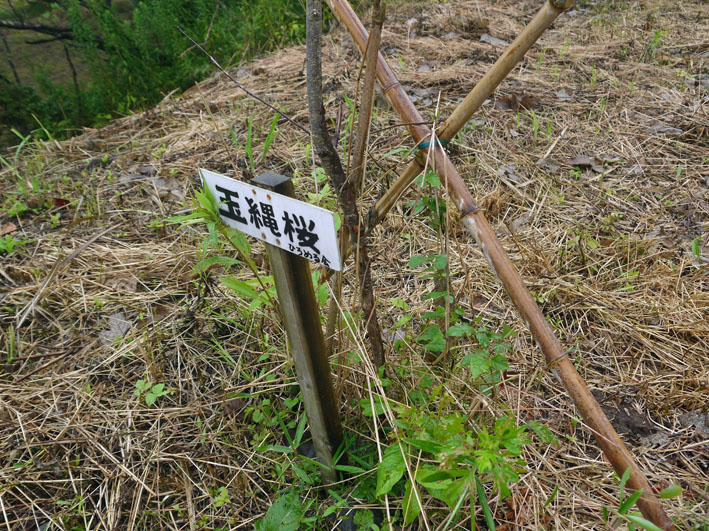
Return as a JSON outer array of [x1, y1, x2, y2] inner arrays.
[[200, 169, 342, 271]]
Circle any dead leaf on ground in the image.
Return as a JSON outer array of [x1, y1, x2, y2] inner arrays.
[[1, 222, 17, 236], [108, 276, 138, 293], [568, 154, 605, 173], [53, 198, 70, 208], [555, 88, 574, 102], [99, 312, 132, 345], [646, 119, 683, 136], [139, 164, 157, 177], [497, 163, 523, 183], [494, 93, 538, 111], [480, 33, 508, 45], [152, 177, 185, 200], [536, 158, 560, 173]]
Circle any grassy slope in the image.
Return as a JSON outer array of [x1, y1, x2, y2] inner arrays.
[[0, 0, 707, 528]]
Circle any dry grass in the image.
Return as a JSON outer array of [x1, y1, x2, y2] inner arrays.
[[1, 0, 707, 528]]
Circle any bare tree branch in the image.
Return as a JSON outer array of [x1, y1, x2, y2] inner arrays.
[[0, 19, 73, 37], [0, 19, 105, 49], [0, 29, 21, 83], [306, 0, 385, 368]]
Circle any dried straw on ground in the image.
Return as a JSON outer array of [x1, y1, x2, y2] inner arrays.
[[1, 0, 707, 528]]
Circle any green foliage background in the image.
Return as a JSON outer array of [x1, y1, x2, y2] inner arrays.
[[0, 0, 308, 143]]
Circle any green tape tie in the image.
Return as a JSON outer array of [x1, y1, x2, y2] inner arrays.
[[417, 138, 450, 150]]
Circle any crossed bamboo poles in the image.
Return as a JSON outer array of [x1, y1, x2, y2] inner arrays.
[[326, 0, 673, 528]]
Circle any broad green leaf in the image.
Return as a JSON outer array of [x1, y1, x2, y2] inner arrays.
[[416, 325, 446, 352], [433, 253, 447, 270], [194, 256, 241, 272], [422, 307, 446, 320], [490, 354, 509, 373], [619, 489, 644, 515], [390, 298, 409, 310], [424, 171, 441, 189], [475, 475, 496, 531], [422, 291, 453, 303], [393, 315, 412, 329], [225, 227, 251, 256], [151, 383, 164, 394], [403, 478, 422, 526], [623, 514, 664, 531], [408, 255, 429, 268], [416, 467, 467, 509], [359, 395, 388, 417], [376, 444, 406, 497], [659, 485, 682, 498], [220, 277, 260, 299], [405, 438, 443, 454]]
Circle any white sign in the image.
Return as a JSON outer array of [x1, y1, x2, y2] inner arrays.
[[200, 169, 341, 271]]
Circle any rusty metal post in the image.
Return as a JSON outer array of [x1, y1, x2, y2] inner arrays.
[[253, 171, 344, 483]]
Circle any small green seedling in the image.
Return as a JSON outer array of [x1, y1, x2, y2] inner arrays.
[[0, 234, 27, 254], [134, 380, 171, 406]]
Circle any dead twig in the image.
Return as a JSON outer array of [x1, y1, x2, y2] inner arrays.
[[177, 26, 310, 136]]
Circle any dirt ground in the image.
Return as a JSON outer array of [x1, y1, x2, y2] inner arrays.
[[1, 0, 707, 529]]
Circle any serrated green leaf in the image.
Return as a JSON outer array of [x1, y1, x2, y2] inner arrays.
[[424, 171, 441, 189], [194, 256, 241, 272], [416, 325, 446, 352], [447, 323, 474, 337], [255, 492, 303, 531], [459, 352, 490, 379], [151, 383, 165, 394]]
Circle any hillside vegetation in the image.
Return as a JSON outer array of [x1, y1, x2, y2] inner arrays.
[[0, 0, 707, 528]]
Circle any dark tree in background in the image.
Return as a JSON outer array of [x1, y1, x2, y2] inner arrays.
[[0, 0, 307, 144]]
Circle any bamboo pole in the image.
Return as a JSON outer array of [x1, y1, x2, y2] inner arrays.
[[325, 0, 673, 528], [370, 0, 572, 228]]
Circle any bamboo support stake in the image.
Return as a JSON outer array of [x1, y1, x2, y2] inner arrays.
[[371, 0, 572, 227], [325, 0, 673, 528], [331, 0, 573, 266]]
